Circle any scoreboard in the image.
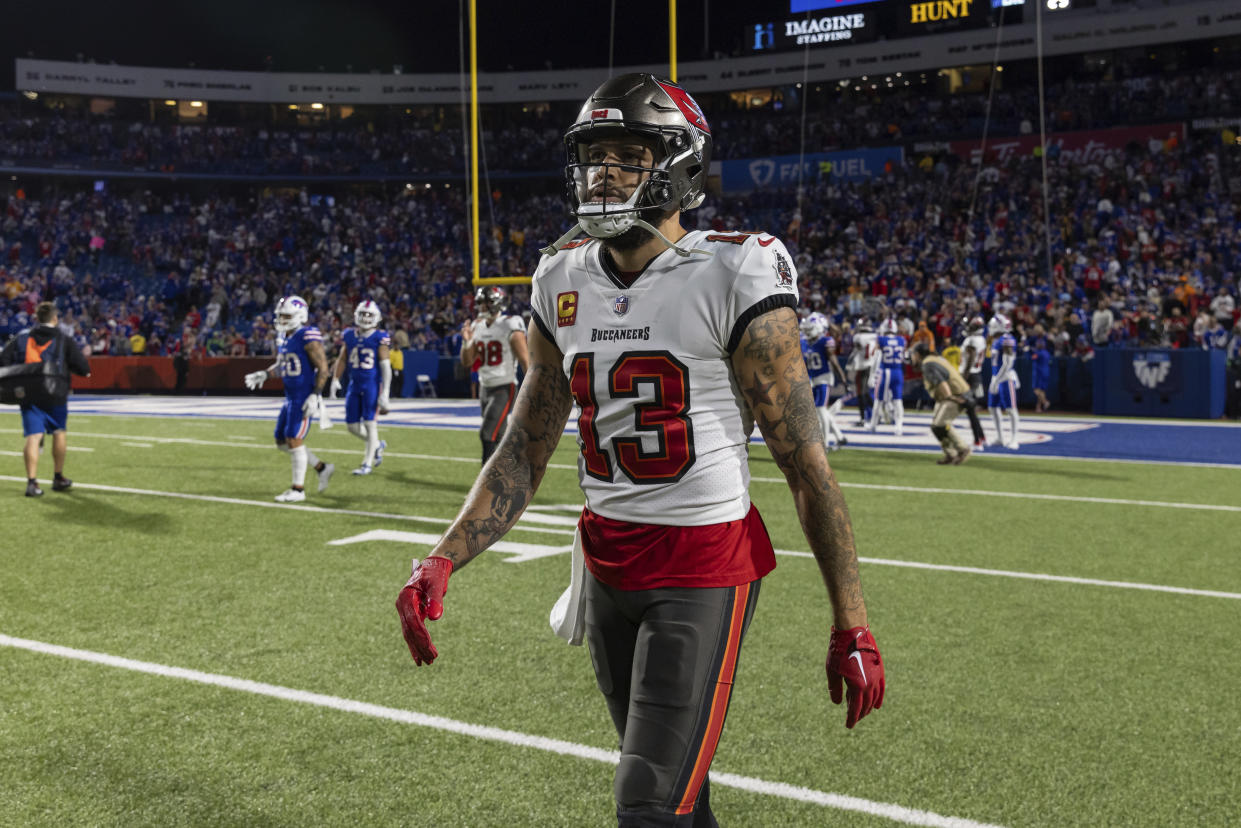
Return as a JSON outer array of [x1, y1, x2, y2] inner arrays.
[[749, 0, 1008, 53]]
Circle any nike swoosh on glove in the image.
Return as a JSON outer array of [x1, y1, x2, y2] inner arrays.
[[826, 625, 885, 729], [395, 557, 453, 665]]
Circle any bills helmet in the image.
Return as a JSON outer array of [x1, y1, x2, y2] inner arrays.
[[988, 314, 1013, 336], [799, 312, 829, 343], [878, 318, 899, 336], [475, 286, 507, 317], [274, 295, 309, 334], [562, 73, 712, 241], [354, 299, 382, 331]]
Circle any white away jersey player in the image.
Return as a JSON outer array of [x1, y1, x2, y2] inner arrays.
[[961, 332, 987, 375], [530, 230, 799, 526], [470, 313, 527, 388]]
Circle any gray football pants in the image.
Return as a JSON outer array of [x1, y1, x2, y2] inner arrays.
[[585, 571, 761, 827]]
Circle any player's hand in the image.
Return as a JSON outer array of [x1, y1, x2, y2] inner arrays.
[[988, 377, 1000, 395], [378, 394, 391, 415], [826, 626, 885, 729], [396, 556, 453, 665], [329, 377, 342, 398], [302, 393, 322, 420], [244, 370, 268, 390]]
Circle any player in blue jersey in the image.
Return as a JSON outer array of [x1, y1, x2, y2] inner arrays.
[[987, 313, 1021, 449], [868, 319, 907, 436], [800, 313, 848, 450], [1025, 323, 1052, 413], [244, 295, 335, 502], [331, 299, 393, 476]]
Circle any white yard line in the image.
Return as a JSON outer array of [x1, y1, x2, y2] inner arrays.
[[768, 549, 1241, 601], [750, 477, 1241, 513], [0, 476, 574, 537], [3, 428, 1235, 510], [6, 476, 1237, 600], [0, 633, 1004, 828]]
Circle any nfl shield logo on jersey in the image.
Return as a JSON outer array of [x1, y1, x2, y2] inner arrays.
[[613, 295, 630, 316]]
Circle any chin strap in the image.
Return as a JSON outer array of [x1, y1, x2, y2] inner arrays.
[[540, 220, 713, 258], [631, 219, 713, 257], [540, 223, 585, 256]]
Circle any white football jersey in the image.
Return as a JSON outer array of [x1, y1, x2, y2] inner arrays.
[[471, 313, 526, 387], [961, 334, 987, 374], [531, 230, 799, 526], [850, 332, 877, 371]]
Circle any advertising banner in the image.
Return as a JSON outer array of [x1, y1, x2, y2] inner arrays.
[[721, 146, 904, 192], [897, 0, 990, 35], [945, 122, 1186, 165]]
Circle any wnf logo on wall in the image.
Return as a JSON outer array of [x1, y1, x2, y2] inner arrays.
[[1132, 352, 1172, 390]]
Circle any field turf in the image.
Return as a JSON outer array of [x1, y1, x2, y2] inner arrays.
[[1, 412, 1238, 827]]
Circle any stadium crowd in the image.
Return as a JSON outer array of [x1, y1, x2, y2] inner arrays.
[[3, 63, 1238, 175], [2, 58, 1241, 395]]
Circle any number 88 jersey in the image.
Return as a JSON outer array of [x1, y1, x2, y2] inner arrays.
[[530, 231, 799, 526], [471, 314, 526, 388]]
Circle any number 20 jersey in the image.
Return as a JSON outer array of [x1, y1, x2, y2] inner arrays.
[[530, 230, 799, 526]]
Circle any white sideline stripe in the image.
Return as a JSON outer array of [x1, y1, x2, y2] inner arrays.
[[6, 475, 1234, 600], [751, 477, 1241, 513], [0, 476, 575, 537], [3, 427, 1235, 511], [0, 428, 573, 470], [0, 634, 1003, 828], [120, 442, 154, 449], [770, 550, 1241, 601]]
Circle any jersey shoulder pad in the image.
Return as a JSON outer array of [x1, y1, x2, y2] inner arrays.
[[302, 326, 323, 342]]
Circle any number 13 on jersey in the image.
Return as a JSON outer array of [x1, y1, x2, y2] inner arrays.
[[568, 350, 696, 485]]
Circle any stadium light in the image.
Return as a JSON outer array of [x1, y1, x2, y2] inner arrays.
[[311, 102, 324, 110], [163, 99, 176, 106], [288, 104, 298, 110], [22, 91, 38, 100], [190, 101, 203, 107]]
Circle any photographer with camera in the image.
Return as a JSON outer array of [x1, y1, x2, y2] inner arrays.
[[0, 302, 92, 497]]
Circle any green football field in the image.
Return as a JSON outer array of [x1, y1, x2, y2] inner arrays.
[[1, 412, 1238, 827]]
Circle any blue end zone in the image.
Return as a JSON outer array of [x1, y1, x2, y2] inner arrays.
[[61, 395, 1241, 468]]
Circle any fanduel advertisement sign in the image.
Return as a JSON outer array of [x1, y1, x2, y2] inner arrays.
[[721, 147, 904, 192]]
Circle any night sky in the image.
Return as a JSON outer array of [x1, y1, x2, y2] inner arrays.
[[2, 0, 778, 86]]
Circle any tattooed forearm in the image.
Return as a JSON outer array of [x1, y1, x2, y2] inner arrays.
[[433, 359, 572, 570], [732, 307, 867, 626]]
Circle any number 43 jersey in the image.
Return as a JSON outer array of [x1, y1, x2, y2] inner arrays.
[[530, 230, 799, 526]]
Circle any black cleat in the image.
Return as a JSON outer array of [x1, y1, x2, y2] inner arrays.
[[52, 476, 73, 492], [26, 480, 44, 497]]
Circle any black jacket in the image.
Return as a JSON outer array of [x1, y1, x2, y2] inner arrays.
[[0, 325, 91, 407]]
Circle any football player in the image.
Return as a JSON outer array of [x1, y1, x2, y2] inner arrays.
[[987, 313, 1021, 449], [869, 318, 907, 436], [396, 73, 883, 826], [460, 286, 529, 462], [848, 318, 877, 426], [331, 299, 391, 475], [244, 295, 334, 502], [800, 312, 847, 450], [959, 315, 989, 450]]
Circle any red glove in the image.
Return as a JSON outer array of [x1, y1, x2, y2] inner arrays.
[[826, 625, 885, 729], [395, 557, 453, 665]]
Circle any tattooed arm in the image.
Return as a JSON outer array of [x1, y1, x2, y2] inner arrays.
[[731, 306, 867, 629], [428, 324, 573, 570]]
